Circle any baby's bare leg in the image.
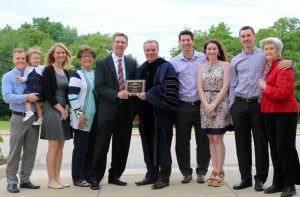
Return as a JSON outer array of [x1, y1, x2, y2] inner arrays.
[[34, 102, 43, 118], [25, 101, 32, 112]]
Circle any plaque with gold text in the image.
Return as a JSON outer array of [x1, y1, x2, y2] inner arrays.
[[126, 80, 146, 96]]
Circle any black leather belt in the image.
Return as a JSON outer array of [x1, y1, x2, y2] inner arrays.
[[235, 96, 258, 103], [180, 100, 201, 105], [12, 111, 26, 116]]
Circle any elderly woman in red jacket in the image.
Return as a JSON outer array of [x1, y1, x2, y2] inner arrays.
[[259, 37, 300, 197]]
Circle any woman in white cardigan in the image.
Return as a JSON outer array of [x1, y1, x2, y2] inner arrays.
[[68, 45, 97, 187]]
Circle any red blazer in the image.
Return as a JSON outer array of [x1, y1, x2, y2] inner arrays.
[[261, 59, 298, 113]]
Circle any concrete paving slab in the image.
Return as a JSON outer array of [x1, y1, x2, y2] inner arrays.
[[0, 133, 300, 196], [1, 169, 300, 197]]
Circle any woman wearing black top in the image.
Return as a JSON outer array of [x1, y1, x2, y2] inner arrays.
[[41, 43, 72, 189]]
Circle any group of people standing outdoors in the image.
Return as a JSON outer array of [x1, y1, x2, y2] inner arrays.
[[1, 26, 300, 197]]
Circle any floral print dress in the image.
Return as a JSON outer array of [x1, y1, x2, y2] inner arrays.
[[200, 62, 232, 134]]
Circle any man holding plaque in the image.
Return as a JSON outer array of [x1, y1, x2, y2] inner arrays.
[[89, 33, 137, 190], [136, 40, 179, 189]]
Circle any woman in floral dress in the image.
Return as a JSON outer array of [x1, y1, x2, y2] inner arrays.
[[197, 39, 232, 187]]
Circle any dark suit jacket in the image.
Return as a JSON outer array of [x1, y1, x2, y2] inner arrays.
[[94, 54, 137, 127]]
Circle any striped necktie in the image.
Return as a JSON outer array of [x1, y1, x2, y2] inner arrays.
[[117, 59, 125, 91]]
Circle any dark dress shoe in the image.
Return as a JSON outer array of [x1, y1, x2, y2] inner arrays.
[[108, 178, 127, 186], [233, 179, 252, 190], [281, 186, 296, 197], [20, 181, 40, 189], [152, 181, 169, 189], [264, 185, 283, 194], [197, 174, 205, 184], [254, 180, 264, 191], [181, 175, 192, 184], [135, 179, 156, 186], [7, 184, 20, 193], [90, 182, 100, 190]]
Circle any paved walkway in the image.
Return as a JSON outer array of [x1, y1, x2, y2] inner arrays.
[[0, 168, 299, 196], [0, 131, 300, 196], [0, 131, 252, 170]]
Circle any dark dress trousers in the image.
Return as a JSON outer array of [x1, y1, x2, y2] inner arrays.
[[230, 99, 269, 182], [89, 55, 137, 184]]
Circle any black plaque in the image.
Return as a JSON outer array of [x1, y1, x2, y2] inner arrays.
[[126, 80, 146, 96]]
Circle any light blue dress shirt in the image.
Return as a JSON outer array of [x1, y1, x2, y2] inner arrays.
[[2, 67, 35, 112]]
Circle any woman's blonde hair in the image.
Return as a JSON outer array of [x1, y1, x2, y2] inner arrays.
[[45, 43, 72, 68], [26, 47, 41, 65]]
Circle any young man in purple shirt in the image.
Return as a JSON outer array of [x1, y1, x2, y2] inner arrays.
[[229, 26, 293, 192], [170, 30, 210, 184]]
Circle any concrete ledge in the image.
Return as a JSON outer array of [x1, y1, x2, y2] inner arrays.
[[0, 164, 6, 179]]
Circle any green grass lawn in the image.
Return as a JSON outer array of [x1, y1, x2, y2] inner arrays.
[[0, 121, 9, 130]]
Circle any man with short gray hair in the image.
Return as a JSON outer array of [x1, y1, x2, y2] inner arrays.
[[135, 39, 178, 189]]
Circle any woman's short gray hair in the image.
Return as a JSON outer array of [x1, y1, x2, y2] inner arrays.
[[259, 37, 283, 55]]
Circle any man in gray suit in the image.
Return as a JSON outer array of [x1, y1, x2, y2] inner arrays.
[[89, 33, 137, 190]]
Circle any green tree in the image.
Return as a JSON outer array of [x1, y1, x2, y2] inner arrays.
[[31, 17, 78, 45], [170, 22, 240, 60], [69, 33, 112, 68], [169, 18, 300, 108], [1, 17, 300, 118], [0, 17, 112, 118], [271, 17, 300, 38]]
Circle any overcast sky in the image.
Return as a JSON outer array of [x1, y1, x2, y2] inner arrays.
[[1, 0, 300, 64]]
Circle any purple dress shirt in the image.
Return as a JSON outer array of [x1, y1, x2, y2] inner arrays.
[[170, 50, 207, 102], [229, 47, 266, 106]]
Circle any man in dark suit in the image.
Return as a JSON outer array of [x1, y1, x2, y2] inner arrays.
[[89, 33, 137, 190]]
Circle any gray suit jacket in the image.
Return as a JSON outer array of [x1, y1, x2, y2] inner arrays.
[[94, 54, 137, 127]]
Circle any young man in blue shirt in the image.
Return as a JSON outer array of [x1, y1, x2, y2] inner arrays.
[[2, 48, 40, 193]]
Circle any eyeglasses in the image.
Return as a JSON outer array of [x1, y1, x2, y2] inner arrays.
[[81, 54, 93, 58]]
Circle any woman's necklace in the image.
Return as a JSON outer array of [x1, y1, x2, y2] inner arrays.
[[53, 64, 64, 75]]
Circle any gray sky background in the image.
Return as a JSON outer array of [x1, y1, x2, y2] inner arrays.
[[1, 0, 300, 64]]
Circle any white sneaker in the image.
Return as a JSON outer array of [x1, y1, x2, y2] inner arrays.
[[22, 111, 34, 122], [32, 118, 43, 126]]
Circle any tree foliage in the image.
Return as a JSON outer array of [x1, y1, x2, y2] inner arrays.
[[1, 17, 300, 117], [170, 18, 300, 108], [0, 17, 112, 117], [170, 22, 241, 60]]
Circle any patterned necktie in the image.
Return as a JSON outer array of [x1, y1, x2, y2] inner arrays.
[[117, 59, 125, 91]]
